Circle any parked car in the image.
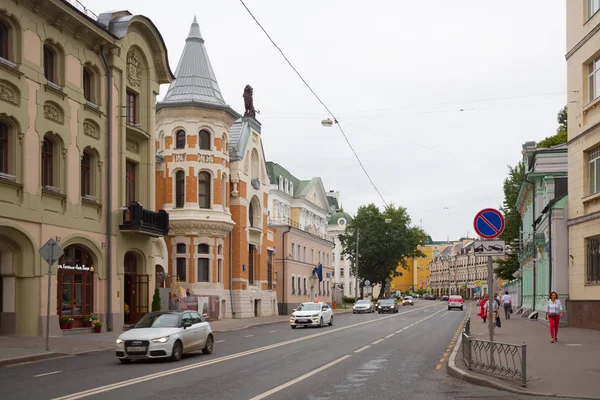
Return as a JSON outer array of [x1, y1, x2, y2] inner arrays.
[[448, 295, 464, 310], [402, 296, 414, 306], [115, 311, 214, 364], [441, 295, 449, 301], [353, 299, 375, 313], [377, 299, 399, 313], [290, 302, 333, 328]]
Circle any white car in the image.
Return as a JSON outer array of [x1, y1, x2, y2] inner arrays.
[[116, 311, 214, 363], [290, 302, 333, 328]]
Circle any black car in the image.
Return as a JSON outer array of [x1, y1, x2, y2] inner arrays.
[[377, 299, 399, 313]]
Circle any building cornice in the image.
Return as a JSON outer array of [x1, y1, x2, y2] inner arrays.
[[169, 220, 234, 237], [567, 210, 600, 227], [565, 20, 600, 60]]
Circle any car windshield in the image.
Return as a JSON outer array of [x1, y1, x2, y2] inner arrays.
[[404, 297, 413, 300], [296, 303, 320, 311], [357, 300, 371, 305], [133, 313, 180, 328], [380, 300, 394, 305], [450, 297, 462, 300]]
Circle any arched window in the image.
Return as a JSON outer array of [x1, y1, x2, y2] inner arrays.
[[284, 178, 288, 194], [0, 122, 8, 174], [198, 171, 211, 209], [82, 67, 94, 103], [175, 170, 185, 208], [81, 151, 91, 197], [278, 176, 283, 191], [199, 130, 211, 150], [222, 134, 227, 153], [0, 21, 9, 60], [289, 181, 294, 195], [222, 173, 227, 207], [41, 137, 54, 187], [175, 130, 186, 149], [251, 148, 259, 179], [249, 202, 255, 228]]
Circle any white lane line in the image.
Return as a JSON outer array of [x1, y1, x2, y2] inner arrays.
[[51, 304, 443, 400], [249, 355, 352, 400], [372, 339, 384, 345], [244, 335, 254, 338], [215, 340, 226, 344], [269, 330, 276, 333], [402, 318, 407, 320], [354, 345, 371, 353], [34, 370, 62, 378], [385, 334, 395, 338]]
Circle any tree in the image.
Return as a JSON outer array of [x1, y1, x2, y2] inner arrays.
[[494, 161, 525, 280], [537, 105, 567, 148], [339, 203, 428, 300], [151, 288, 162, 312]]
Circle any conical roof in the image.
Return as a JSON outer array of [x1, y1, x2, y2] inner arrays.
[[158, 16, 227, 108]]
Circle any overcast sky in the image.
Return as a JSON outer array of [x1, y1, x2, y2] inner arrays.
[[82, 0, 566, 241]]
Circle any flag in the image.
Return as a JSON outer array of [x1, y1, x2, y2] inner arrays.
[[312, 262, 323, 282]]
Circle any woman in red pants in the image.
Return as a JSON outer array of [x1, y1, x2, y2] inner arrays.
[[477, 295, 488, 323], [545, 291, 563, 343]]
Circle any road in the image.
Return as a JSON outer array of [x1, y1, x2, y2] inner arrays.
[[0, 301, 555, 400]]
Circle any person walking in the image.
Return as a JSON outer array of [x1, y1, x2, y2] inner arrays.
[[484, 296, 500, 331], [546, 291, 563, 343], [501, 291, 512, 319], [477, 295, 488, 323]]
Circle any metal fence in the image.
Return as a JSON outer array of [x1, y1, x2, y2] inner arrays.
[[462, 320, 527, 387]]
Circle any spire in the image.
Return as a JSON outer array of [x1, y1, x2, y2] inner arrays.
[[159, 16, 226, 107]]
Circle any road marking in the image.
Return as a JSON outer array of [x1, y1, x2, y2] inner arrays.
[[372, 339, 384, 345], [244, 335, 254, 338], [215, 340, 226, 343], [435, 364, 442, 370], [34, 370, 62, 378], [439, 358, 445, 363], [269, 330, 276, 333], [51, 304, 442, 400], [443, 352, 448, 357], [566, 344, 581, 347], [402, 318, 407, 320], [249, 355, 352, 400], [354, 345, 371, 353], [385, 333, 394, 338]]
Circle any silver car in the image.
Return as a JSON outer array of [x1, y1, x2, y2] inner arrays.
[[353, 299, 375, 313]]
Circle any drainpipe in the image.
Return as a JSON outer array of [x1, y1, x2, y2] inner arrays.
[[281, 226, 292, 315], [99, 46, 113, 332], [548, 209, 552, 294], [229, 230, 235, 317], [525, 177, 536, 313]]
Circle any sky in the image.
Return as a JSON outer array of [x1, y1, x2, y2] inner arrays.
[[79, 0, 567, 241]]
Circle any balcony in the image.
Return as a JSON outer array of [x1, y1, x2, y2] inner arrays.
[[120, 201, 169, 237]]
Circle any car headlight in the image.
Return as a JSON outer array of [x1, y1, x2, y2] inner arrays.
[[116, 338, 124, 344], [152, 336, 170, 343]]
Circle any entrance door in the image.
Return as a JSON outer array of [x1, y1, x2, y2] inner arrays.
[[124, 252, 148, 325], [134, 274, 149, 322], [248, 245, 255, 285]]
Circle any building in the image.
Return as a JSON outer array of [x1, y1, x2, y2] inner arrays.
[[565, 1, 600, 330], [430, 239, 496, 298], [389, 236, 440, 295], [326, 190, 354, 299], [0, 0, 173, 336], [514, 141, 568, 318], [266, 162, 334, 314], [154, 18, 277, 319]]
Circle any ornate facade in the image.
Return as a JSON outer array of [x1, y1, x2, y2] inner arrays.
[[0, 0, 173, 335], [155, 18, 277, 319]]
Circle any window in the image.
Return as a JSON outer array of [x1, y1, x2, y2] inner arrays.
[[291, 243, 295, 260], [289, 182, 294, 194], [41, 138, 53, 187], [248, 245, 255, 285], [291, 275, 295, 294], [278, 176, 283, 191], [125, 161, 136, 205], [303, 277, 307, 295], [267, 251, 273, 290], [175, 170, 185, 208], [199, 130, 210, 150], [297, 244, 301, 262], [177, 243, 186, 254], [0, 122, 7, 174], [126, 90, 137, 124], [176, 258, 186, 282], [218, 259, 223, 283], [175, 130, 186, 149], [198, 171, 211, 209], [590, 0, 600, 18], [222, 173, 227, 207], [222, 134, 227, 153], [249, 202, 255, 227], [81, 152, 91, 196], [589, 146, 600, 195], [298, 277, 301, 294], [251, 149, 259, 179], [0, 21, 8, 60], [43, 44, 56, 84], [198, 244, 209, 254], [587, 237, 600, 284], [83, 68, 93, 102], [197, 258, 209, 282], [284, 179, 288, 194]]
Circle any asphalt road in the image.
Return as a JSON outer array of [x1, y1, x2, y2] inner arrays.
[[1, 301, 557, 400]]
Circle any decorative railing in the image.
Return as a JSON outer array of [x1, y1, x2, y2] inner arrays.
[[462, 321, 527, 387], [62, 0, 98, 20], [120, 201, 169, 236]]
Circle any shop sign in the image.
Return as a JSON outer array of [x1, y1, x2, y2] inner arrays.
[[58, 264, 94, 272]]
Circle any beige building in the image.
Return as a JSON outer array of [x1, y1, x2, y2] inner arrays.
[[566, 0, 600, 330], [0, 0, 173, 336]]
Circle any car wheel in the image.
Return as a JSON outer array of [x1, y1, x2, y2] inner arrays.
[[170, 340, 183, 362], [461, 306, 464, 311], [202, 334, 214, 355], [319, 317, 324, 327], [329, 316, 333, 326], [119, 359, 131, 364], [448, 306, 451, 310], [291, 325, 297, 329]]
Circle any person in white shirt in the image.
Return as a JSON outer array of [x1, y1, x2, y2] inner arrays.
[[546, 291, 563, 343], [484, 298, 499, 330], [501, 291, 512, 319]]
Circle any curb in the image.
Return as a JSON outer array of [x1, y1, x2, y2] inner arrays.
[[0, 352, 67, 368], [447, 319, 595, 399]]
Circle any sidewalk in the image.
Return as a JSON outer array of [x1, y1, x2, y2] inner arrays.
[[448, 303, 600, 399], [0, 309, 352, 367]]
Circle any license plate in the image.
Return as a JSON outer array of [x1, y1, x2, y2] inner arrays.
[[127, 346, 145, 352], [298, 319, 310, 323]]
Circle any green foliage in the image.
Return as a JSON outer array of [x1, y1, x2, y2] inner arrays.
[[151, 288, 162, 312], [339, 203, 427, 300], [494, 253, 520, 281], [537, 105, 567, 149], [342, 296, 356, 304]]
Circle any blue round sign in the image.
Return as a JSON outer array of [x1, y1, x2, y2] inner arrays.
[[473, 208, 505, 239]]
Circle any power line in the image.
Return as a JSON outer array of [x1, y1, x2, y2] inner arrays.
[[238, 0, 389, 208]]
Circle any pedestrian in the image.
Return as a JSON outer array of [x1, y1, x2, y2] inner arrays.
[[478, 295, 488, 323], [501, 291, 512, 319], [484, 296, 500, 330], [169, 292, 177, 310], [546, 291, 563, 343], [494, 293, 501, 307]]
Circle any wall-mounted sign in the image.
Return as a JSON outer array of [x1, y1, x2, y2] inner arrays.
[[58, 264, 94, 272]]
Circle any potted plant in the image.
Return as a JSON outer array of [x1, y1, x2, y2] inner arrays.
[[59, 317, 71, 329], [83, 315, 93, 327], [93, 321, 102, 333], [67, 317, 74, 329]]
